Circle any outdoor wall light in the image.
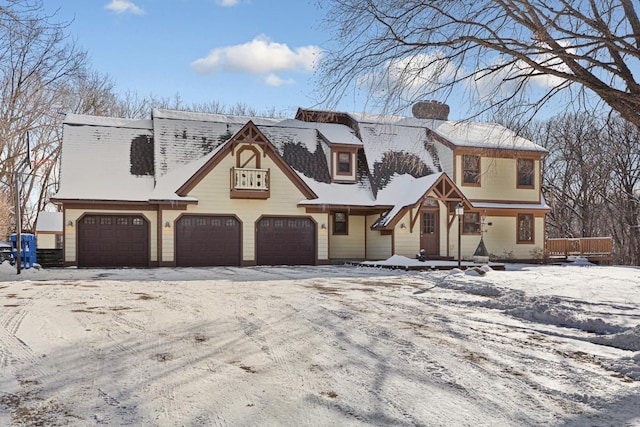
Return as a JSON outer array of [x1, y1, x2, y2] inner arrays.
[[400, 223, 406, 229], [320, 223, 327, 230], [66, 220, 74, 228], [164, 221, 171, 229]]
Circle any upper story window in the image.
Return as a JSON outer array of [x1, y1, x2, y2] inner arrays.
[[333, 212, 348, 235], [462, 155, 480, 185], [463, 212, 481, 234], [517, 158, 535, 188], [337, 152, 351, 175]]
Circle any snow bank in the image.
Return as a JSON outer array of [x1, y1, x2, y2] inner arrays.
[[437, 267, 503, 297], [480, 293, 627, 335], [601, 352, 640, 380], [590, 325, 640, 351]]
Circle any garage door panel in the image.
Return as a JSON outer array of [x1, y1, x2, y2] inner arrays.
[[176, 215, 241, 267], [256, 217, 315, 266], [78, 215, 149, 267]]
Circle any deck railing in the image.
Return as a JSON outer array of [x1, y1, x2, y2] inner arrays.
[[545, 237, 613, 261]]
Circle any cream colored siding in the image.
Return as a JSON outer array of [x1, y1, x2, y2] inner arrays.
[[160, 210, 181, 263], [182, 144, 327, 263], [393, 212, 419, 258], [36, 233, 57, 249], [365, 215, 392, 260], [64, 208, 158, 263], [477, 215, 545, 259], [456, 156, 540, 202], [438, 202, 449, 255], [329, 214, 365, 259]]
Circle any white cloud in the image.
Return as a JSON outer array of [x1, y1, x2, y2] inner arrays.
[[215, 0, 239, 6], [469, 49, 569, 103], [263, 74, 295, 87], [105, 0, 144, 15], [358, 47, 570, 106], [358, 52, 461, 100], [191, 35, 322, 76]]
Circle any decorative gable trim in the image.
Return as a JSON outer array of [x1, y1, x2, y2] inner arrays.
[[372, 173, 471, 231], [176, 121, 317, 199]]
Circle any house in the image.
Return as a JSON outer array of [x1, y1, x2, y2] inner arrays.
[[51, 102, 549, 268], [35, 211, 63, 249]]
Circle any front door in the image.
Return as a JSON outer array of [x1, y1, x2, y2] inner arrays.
[[420, 209, 439, 256]]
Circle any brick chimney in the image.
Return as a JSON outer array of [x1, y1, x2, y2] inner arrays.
[[412, 101, 449, 120]]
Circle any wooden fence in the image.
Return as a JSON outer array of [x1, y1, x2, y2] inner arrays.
[[545, 237, 613, 262]]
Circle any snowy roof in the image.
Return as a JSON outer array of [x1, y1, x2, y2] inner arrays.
[[54, 107, 544, 215], [276, 119, 362, 146], [350, 112, 546, 153], [64, 114, 152, 130], [358, 122, 441, 182], [36, 211, 63, 232], [55, 117, 155, 202], [430, 121, 546, 152]]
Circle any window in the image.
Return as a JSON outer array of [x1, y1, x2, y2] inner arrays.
[[462, 155, 480, 185], [132, 218, 144, 226], [517, 214, 534, 243], [333, 212, 348, 235], [463, 212, 481, 234], [517, 159, 534, 188], [55, 234, 63, 249], [337, 152, 351, 174]]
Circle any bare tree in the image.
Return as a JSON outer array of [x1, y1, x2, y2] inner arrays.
[[531, 113, 608, 238], [318, 1, 640, 127], [0, 0, 87, 231], [603, 117, 640, 264]]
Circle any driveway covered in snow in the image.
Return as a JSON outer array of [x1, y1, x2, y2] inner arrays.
[[0, 263, 639, 426]]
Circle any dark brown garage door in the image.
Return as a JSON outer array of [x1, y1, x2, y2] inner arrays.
[[77, 215, 149, 267], [256, 217, 316, 265], [176, 215, 241, 267]]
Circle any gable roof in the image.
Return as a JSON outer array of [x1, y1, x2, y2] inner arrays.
[[176, 121, 317, 199]]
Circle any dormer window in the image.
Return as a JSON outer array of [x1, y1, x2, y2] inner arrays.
[[331, 148, 357, 182], [337, 152, 351, 174]]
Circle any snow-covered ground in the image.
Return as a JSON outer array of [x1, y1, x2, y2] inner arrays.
[[0, 259, 639, 426]]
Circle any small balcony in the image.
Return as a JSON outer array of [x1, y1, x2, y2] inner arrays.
[[230, 167, 270, 199]]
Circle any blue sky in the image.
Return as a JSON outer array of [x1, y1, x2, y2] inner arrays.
[[43, 0, 336, 116]]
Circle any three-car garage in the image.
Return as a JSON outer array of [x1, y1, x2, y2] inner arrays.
[[75, 213, 317, 267]]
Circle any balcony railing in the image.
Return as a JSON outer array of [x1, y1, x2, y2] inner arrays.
[[545, 237, 612, 262], [230, 167, 270, 199]]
